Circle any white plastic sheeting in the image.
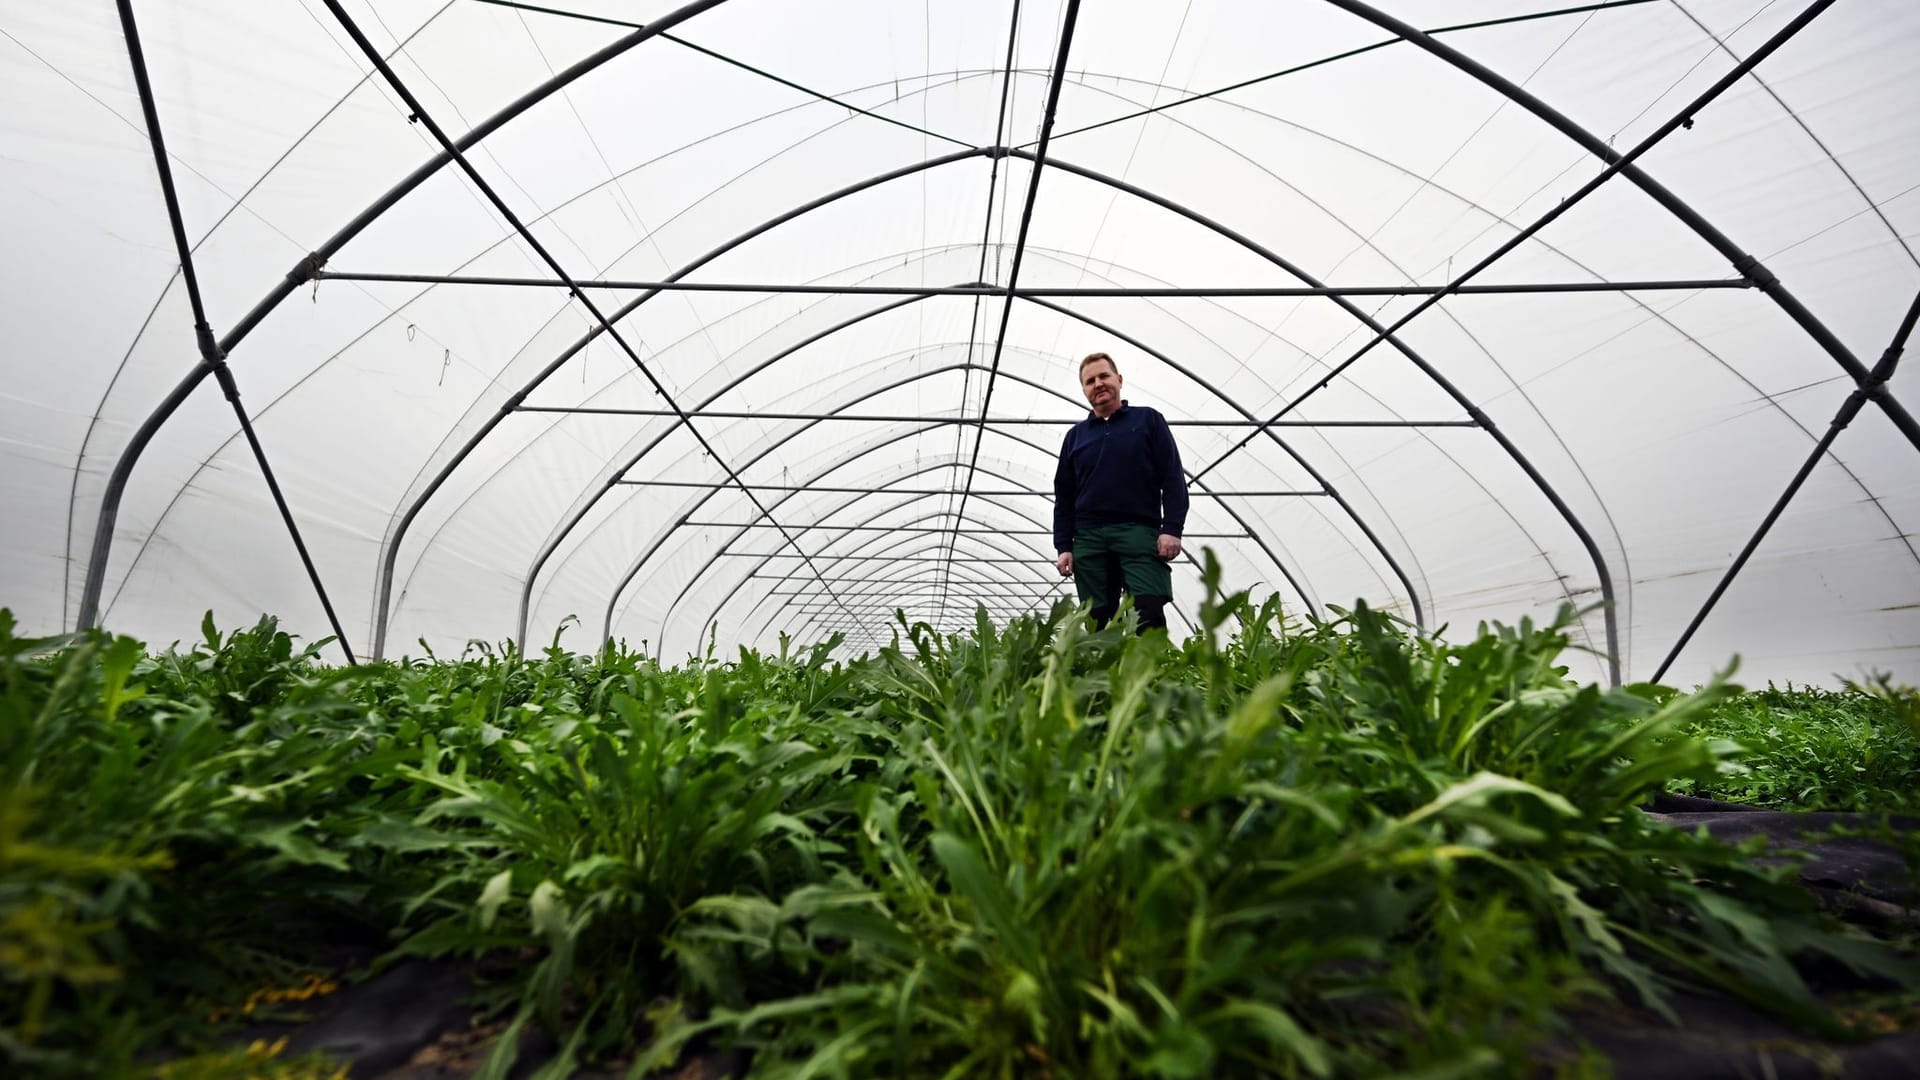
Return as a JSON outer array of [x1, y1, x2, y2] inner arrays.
[[1, 0, 1915, 686]]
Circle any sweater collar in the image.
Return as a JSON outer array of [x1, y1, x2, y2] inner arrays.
[[1086, 398, 1130, 422]]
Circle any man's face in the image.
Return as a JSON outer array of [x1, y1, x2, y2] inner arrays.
[[1081, 359, 1122, 416]]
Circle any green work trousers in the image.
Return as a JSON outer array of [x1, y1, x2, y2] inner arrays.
[[1071, 523, 1172, 629]]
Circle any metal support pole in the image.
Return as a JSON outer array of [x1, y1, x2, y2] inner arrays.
[[319, 0, 868, 639], [1213, 0, 1848, 463], [1313, 0, 1915, 453], [504, 159, 1451, 652], [395, 158, 1000, 659], [1016, 294, 1407, 625], [923, 0, 1029, 629], [647, 417, 1277, 649], [769, 586, 1062, 596], [1039, 0, 1665, 147], [315, 270, 1749, 297], [720, 553, 1054, 563], [684, 522, 1247, 538], [630, 454, 1057, 646], [518, 406, 1474, 427], [103, 0, 357, 662], [705, 458, 1210, 646], [753, 558, 1063, 609], [83, 0, 732, 642], [944, 0, 1083, 622], [588, 362, 1324, 651], [1652, 286, 1920, 683], [1648, 389, 1861, 683], [624, 480, 1328, 497], [769, 576, 1062, 597], [1026, 144, 1627, 679]]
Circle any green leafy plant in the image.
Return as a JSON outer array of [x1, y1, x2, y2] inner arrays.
[[1669, 682, 1920, 812], [1, 582, 1913, 1078]]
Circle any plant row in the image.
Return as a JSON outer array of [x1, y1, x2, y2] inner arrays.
[[2, 561, 1915, 1077]]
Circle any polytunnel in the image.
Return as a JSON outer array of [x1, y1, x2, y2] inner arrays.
[[2, 0, 1917, 688]]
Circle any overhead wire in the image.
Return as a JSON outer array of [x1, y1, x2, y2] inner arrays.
[[717, 466, 1068, 642], [940, 0, 1084, 629], [1043, 0, 1195, 365], [60, 0, 1904, 668], [1237, 1, 1633, 658], [314, 0, 867, 640], [1652, 283, 1920, 681], [106, 0, 359, 660], [1021, 2, 1889, 672], [646, 423, 1068, 646], [933, 0, 1028, 623], [8, 3, 460, 627], [467, 0, 973, 149], [616, 365, 1249, 647], [544, 246, 1352, 647], [87, 67, 999, 644], [1029, 0, 1667, 149]]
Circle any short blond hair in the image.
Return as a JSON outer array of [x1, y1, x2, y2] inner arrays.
[[1079, 351, 1118, 376]]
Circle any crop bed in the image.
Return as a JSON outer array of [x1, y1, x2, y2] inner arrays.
[[4, 568, 1917, 1077]]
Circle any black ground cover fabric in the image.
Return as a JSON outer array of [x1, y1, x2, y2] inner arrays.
[[1567, 991, 1920, 1079], [1646, 792, 1918, 907], [1584, 793, 1920, 1078], [232, 796, 1917, 1078], [284, 962, 474, 1078]]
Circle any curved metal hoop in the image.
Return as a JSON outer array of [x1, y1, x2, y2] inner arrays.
[[598, 391, 1275, 651], [535, 326, 1373, 655], [387, 142, 1467, 656], [444, 151, 1607, 666], [77, 0, 735, 633], [737, 504, 1084, 640], [96, 0, 1859, 692], [510, 285, 1347, 649], [673, 461, 1206, 650]]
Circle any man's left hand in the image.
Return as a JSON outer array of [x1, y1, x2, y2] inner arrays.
[[1157, 533, 1181, 561]]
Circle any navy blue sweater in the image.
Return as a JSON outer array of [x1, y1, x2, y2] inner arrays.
[[1053, 401, 1189, 553]]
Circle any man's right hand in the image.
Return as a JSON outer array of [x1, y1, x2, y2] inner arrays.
[[1056, 552, 1073, 576]]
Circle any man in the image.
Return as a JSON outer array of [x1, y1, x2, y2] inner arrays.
[[1053, 351, 1188, 632]]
